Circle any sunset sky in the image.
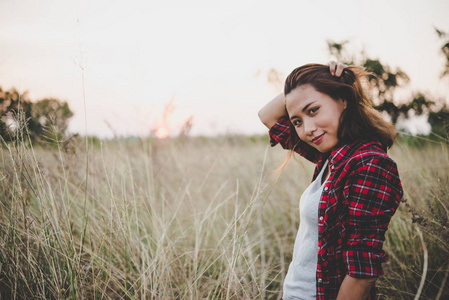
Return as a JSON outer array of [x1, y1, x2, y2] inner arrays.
[[1, 0, 448, 137]]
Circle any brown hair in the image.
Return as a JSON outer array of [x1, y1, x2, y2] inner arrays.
[[284, 63, 396, 149]]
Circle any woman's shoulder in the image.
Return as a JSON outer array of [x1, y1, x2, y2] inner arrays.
[[340, 140, 403, 203], [350, 140, 389, 158], [338, 139, 397, 171]]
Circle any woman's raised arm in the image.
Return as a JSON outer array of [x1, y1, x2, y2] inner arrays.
[[258, 92, 286, 129]]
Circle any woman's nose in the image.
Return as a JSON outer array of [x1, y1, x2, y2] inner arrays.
[[303, 120, 316, 136]]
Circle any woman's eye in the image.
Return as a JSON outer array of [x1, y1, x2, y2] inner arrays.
[[309, 107, 319, 114], [292, 120, 302, 127]]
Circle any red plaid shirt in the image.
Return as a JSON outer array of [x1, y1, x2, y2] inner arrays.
[[269, 116, 403, 300]]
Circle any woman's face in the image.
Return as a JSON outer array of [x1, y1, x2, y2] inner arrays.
[[286, 84, 347, 153]]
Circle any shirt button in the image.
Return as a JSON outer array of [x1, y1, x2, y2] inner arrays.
[[318, 278, 323, 283], [324, 186, 328, 191], [319, 216, 324, 221]]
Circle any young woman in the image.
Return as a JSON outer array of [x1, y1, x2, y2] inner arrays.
[[258, 62, 403, 300]]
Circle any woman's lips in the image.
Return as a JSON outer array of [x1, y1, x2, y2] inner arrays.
[[312, 133, 325, 144]]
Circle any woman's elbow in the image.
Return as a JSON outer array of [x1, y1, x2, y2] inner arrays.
[[258, 109, 273, 129]]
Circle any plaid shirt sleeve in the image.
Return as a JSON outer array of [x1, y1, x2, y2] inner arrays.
[[268, 115, 321, 163], [343, 155, 403, 278]]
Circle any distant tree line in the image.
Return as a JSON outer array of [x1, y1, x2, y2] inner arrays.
[[0, 86, 73, 145], [327, 28, 449, 139]]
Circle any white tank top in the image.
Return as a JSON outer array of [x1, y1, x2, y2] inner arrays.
[[283, 160, 328, 300]]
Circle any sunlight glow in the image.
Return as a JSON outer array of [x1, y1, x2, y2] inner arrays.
[[156, 127, 169, 139]]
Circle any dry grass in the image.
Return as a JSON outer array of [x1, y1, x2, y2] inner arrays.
[[0, 134, 448, 299]]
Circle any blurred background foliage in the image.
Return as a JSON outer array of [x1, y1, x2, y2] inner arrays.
[[327, 27, 449, 141], [0, 87, 73, 145]]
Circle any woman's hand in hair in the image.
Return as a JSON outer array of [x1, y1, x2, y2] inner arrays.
[[328, 60, 347, 77]]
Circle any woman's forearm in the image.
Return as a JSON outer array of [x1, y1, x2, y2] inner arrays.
[[258, 92, 286, 129], [336, 275, 377, 300]]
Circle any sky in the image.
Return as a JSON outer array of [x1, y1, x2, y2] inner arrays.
[[1, 0, 448, 138]]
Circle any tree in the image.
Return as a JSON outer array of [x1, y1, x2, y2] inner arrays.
[[0, 85, 73, 144], [363, 59, 409, 107], [428, 105, 449, 138], [436, 27, 449, 79], [31, 98, 73, 141], [327, 40, 353, 65], [430, 28, 449, 138], [326, 40, 446, 137], [327, 40, 410, 109], [0, 87, 31, 142]]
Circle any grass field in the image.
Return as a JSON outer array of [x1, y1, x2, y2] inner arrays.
[[0, 133, 448, 299]]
